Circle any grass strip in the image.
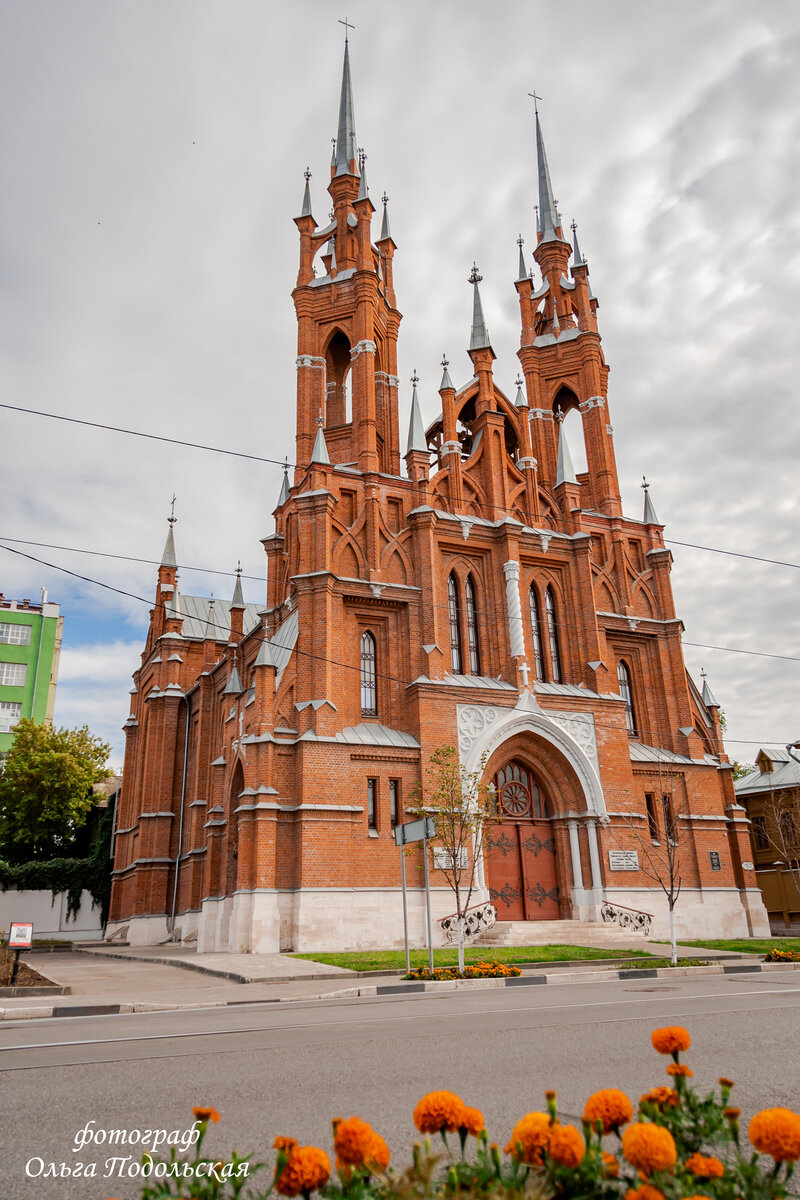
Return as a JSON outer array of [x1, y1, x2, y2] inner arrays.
[[672, 938, 800, 955], [290, 944, 654, 973]]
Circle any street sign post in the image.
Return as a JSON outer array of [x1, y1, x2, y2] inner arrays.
[[7, 922, 33, 988], [394, 817, 436, 974]]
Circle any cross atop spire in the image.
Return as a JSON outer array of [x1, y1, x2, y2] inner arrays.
[[528, 91, 542, 114], [338, 16, 355, 40], [334, 30, 358, 177], [169, 493, 177, 524]]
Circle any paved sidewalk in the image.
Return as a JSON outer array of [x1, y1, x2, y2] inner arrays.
[[0, 940, 768, 1020]]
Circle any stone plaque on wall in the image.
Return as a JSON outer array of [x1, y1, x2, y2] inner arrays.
[[609, 849, 639, 871]]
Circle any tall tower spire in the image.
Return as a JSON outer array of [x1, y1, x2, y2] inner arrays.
[[334, 29, 358, 177], [468, 263, 493, 353], [533, 107, 562, 243], [161, 494, 177, 568]]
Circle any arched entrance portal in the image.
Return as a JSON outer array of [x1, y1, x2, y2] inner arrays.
[[485, 760, 560, 919]]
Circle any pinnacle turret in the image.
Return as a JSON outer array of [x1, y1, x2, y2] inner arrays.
[[277, 458, 290, 507], [700, 669, 719, 709], [378, 192, 392, 242], [231, 563, 245, 610], [517, 235, 527, 281], [468, 263, 493, 353], [514, 375, 527, 408], [300, 167, 313, 219], [571, 219, 585, 267], [160, 500, 177, 569], [406, 371, 427, 454], [439, 355, 454, 392], [642, 476, 660, 525], [311, 412, 331, 464]]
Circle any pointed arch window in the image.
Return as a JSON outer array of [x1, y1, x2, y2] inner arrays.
[[617, 660, 637, 735], [360, 631, 377, 716], [464, 575, 481, 675], [544, 587, 562, 683], [448, 574, 463, 673], [528, 587, 544, 681]]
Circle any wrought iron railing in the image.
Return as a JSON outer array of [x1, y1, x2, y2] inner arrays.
[[600, 901, 653, 935], [440, 901, 497, 944]]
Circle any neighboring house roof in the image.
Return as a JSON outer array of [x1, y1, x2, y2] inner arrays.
[[735, 747, 800, 797]]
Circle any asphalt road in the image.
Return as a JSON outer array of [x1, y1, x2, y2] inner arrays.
[[3, 971, 800, 1200]]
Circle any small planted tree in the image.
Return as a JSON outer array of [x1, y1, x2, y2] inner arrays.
[[618, 782, 689, 966], [412, 745, 495, 973]]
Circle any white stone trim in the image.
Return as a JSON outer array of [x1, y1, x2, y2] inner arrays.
[[296, 355, 326, 369], [350, 339, 376, 357]]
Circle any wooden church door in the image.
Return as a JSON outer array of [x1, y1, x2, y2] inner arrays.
[[484, 762, 559, 920]]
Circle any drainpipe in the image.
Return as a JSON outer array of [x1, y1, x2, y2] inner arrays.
[[30, 598, 46, 722], [169, 699, 190, 933]]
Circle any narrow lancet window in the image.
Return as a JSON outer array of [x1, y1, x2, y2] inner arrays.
[[528, 587, 544, 681], [545, 587, 562, 683], [465, 575, 481, 675], [617, 660, 637, 735], [360, 631, 377, 715], [448, 574, 463, 673]]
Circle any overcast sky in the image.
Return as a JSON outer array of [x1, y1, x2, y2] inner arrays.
[[1, 1, 798, 770]]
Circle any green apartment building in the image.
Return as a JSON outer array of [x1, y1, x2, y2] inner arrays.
[[0, 591, 63, 753]]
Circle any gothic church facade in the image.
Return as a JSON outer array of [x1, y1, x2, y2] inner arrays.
[[109, 40, 769, 951]]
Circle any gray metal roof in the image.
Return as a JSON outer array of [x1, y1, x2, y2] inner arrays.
[[336, 723, 420, 748], [222, 665, 244, 696], [630, 741, 720, 767], [443, 672, 517, 691], [535, 681, 609, 700], [735, 749, 800, 796], [270, 607, 298, 683], [176, 594, 261, 641]]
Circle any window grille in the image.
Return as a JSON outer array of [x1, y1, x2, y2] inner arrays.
[[544, 587, 562, 682], [447, 574, 462, 673]]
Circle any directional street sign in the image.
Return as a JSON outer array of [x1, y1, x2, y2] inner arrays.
[[393, 816, 435, 847]]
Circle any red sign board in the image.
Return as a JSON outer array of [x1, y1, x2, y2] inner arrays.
[[8, 922, 33, 949]]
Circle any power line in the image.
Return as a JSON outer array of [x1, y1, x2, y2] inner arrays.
[[1, 536, 797, 667], [0, 540, 793, 747], [3, 401, 798, 574]]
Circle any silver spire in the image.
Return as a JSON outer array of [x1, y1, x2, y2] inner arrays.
[[160, 497, 177, 568], [571, 219, 585, 266], [311, 411, 331, 465], [555, 406, 577, 485], [642, 476, 660, 524], [300, 167, 313, 219], [535, 110, 561, 243], [514, 375, 527, 408], [277, 457, 290, 507], [379, 192, 392, 241], [406, 370, 427, 454], [517, 234, 527, 281], [468, 263, 492, 352], [439, 354, 454, 392], [334, 36, 358, 177], [231, 562, 245, 610]]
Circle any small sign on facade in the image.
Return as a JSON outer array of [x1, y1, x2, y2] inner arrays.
[[709, 851, 721, 872], [608, 850, 639, 871], [8, 922, 33, 949], [433, 847, 468, 871]]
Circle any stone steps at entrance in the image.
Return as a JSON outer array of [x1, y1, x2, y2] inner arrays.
[[474, 919, 650, 949]]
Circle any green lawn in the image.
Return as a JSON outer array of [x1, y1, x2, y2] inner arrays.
[[290, 944, 655, 973], [676, 938, 800, 955]]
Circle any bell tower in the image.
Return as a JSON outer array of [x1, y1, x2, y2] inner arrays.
[[292, 33, 402, 480], [515, 102, 622, 518]]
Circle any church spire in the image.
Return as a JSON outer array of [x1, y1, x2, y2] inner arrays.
[[468, 263, 493, 353], [300, 167, 313, 219], [334, 32, 358, 177], [642, 476, 660, 525], [517, 234, 527, 281], [311, 411, 331, 464], [160, 496, 177, 569], [555, 407, 577, 485], [406, 370, 427, 454], [277, 457, 290, 507], [534, 108, 563, 244]]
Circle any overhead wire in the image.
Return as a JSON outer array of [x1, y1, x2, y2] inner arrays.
[[0, 541, 792, 747]]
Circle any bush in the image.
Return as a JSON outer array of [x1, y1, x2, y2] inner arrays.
[[125, 1027, 800, 1199]]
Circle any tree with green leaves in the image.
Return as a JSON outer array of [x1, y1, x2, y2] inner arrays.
[[0, 718, 111, 863], [412, 745, 495, 973]]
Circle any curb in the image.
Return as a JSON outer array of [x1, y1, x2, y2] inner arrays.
[[1, 961, 796, 1021]]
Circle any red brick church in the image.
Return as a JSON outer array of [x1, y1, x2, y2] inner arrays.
[[109, 38, 769, 951]]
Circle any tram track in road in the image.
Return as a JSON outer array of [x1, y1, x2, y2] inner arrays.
[[3, 975, 800, 1071]]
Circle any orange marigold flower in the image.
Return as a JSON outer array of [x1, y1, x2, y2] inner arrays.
[[275, 1145, 331, 1197], [333, 1117, 390, 1170], [602, 1151, 620, 1178], [622, 1123, 677, 1175], [274, 1136, 299, 1153], [749, 1108, 800, 1162], [625, 1187, 665, 1200], [413, 1090, 466, 1134], [460, 1106, 485, 1137], [640, 1087, 679, 1111], [548, 1123, 585, 1167], [192, 1106, 221, 1124], [666, 1064, 693, 1078], [583, 1088, 634, 1133], [651, 1026, 691, 1056], [685, 1153, 724, 1178], [504, 1112, 552, 1165]]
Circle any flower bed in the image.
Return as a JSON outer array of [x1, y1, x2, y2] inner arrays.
[[121, 1027, 800, 1200], [404, 960, 522, 981], [764, 948, 800, 963]]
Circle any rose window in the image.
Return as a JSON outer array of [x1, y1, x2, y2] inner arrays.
[[500, 781, 531, 816]]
